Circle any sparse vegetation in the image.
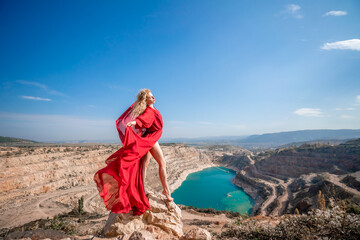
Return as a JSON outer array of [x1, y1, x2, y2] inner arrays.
[[317, 190, 326, 210], [294, 208, 299, 215], [221, 199, 360, 240], [47, 215, 76, 235], [77, 196, 84, 215]]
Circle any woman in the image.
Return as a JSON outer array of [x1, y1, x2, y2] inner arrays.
[[93, 89, 172, 216]]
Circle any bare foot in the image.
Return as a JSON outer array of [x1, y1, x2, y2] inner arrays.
[[162, 190, 174, 202]]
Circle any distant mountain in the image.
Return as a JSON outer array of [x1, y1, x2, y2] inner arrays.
[[3, 129, 360, 148], [238, 129, 360, 144], [162, 129, 360, 150], [0, 136, 38, 144], [160, 135, 248, 144]]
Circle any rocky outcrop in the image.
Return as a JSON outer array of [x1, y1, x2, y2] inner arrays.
[[103, 191, 183, 239], [129, 230, 155, 240]]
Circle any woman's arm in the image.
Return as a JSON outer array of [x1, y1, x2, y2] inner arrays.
[[127, 107, 155, 128], [135, 107, 155, 128]]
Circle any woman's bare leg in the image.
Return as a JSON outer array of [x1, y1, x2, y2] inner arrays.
[[150, 142, 174, 201], [141, 152, 151, 194]]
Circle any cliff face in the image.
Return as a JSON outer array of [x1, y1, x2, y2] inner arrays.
[[226, 139, 360, 216], [256, 139, 360, 178], [0, 145, 115, 203]]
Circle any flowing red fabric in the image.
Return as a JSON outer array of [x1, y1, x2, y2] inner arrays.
[[93, 102, 163, 215]]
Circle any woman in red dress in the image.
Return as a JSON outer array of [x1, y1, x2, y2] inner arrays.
[[93, 89, 173, 216]]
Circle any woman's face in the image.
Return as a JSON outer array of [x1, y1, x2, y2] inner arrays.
[[146, 92, 155, 105]]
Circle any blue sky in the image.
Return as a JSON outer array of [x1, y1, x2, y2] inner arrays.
[[0, 0, 360, 142]]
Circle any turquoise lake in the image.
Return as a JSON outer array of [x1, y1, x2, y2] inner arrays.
[[172, 166, 254, 214]]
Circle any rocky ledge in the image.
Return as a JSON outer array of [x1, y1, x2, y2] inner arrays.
[[102, 191, 183, 239]]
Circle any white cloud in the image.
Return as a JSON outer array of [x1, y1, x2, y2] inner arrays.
[[340, 115, 355, 119], [16, 80, 66, 96], [324, 11, 347, 16], [293, 108, 324, 117], [17, 80, 47, 89], [321, 39, 360, 51], [287, 4, 300, 12], [357, 95, 360, 104], [335, 107, 356, 111], [21, 96, 52, 101], [285, 4, 303, 19]]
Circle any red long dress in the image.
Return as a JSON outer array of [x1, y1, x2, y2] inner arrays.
[[93, 102, 163, 215]]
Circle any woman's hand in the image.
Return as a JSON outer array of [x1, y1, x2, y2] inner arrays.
[[127, 121, 136, 127]]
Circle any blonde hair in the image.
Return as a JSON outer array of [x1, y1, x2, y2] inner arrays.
[[130, 88, 151, 119]]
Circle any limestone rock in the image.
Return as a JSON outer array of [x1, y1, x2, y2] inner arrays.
[[181, 227, 212, 240], [144, 192, 183, 237], [144, 225, 175, 239], [129, 230, 155, 240], [102, 191, 183, 239], [103, 212, 145, 237]]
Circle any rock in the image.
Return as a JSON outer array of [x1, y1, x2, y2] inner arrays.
[[144, 192, 183, 237], [144, 225, 175, 239], [103, 212, 145, 237], [129, 230, 155, 240], [102, 192, 183, 239], [76, 222, 104, 235], [181, 227, 212, 240]]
